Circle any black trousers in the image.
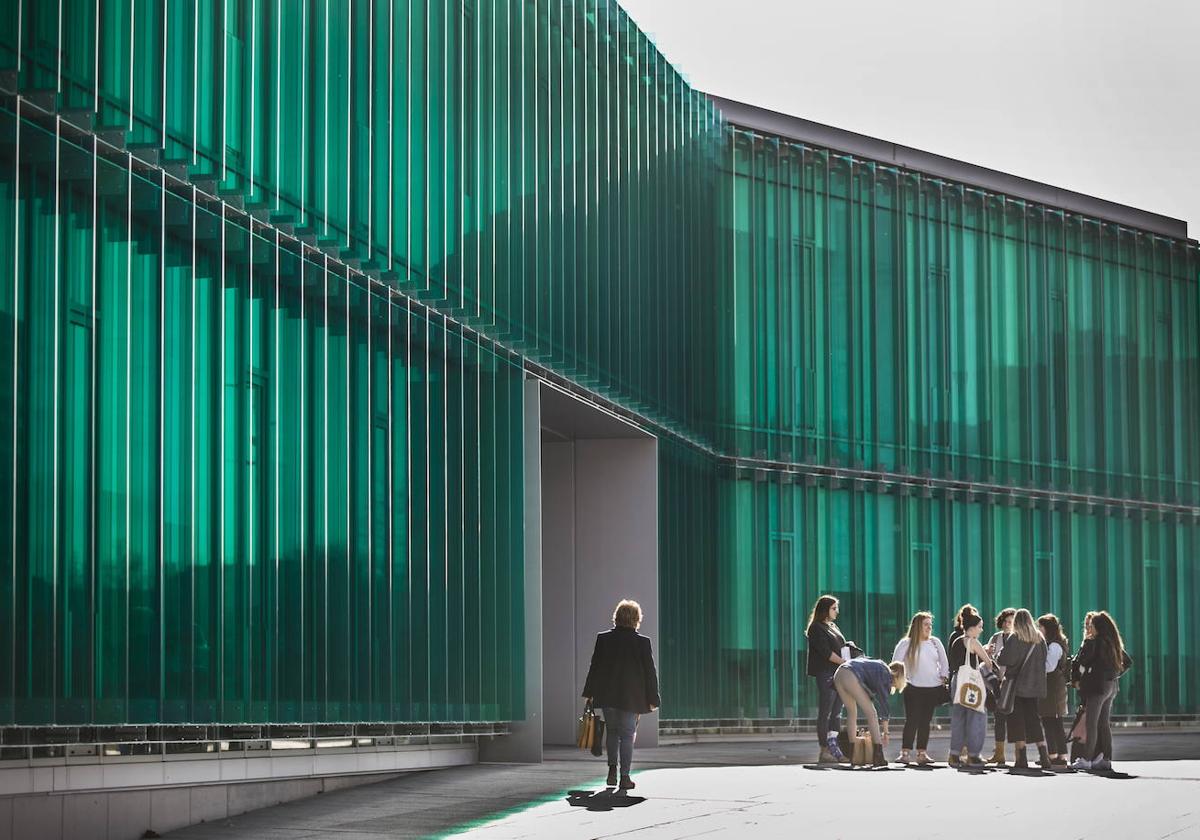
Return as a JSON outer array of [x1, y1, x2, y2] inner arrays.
[[902, 685, 943, 750], [1041, 715, 1066, 754], [1006, 696, 1044, 744], [993, 711, 1007, 742], [814, 672, 843, 745]]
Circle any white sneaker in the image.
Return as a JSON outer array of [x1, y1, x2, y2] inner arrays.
[[1091, 754, 1111, 771], [1070, 757, 1092, 771]]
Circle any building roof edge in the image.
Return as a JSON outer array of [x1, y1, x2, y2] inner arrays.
[[708, 94, 1191, 242]]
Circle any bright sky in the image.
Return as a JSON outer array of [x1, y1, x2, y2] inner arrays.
[[620, 0, 1199, 238]]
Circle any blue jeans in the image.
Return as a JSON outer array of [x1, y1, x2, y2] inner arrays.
[[815, 671, 843, 745], [602, 708, 639, 773], [950, 700, 987, 757]]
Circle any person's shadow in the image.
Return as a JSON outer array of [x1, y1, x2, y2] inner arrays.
[[566, 789, 648, 811], [1088, 769, 1138, 781]]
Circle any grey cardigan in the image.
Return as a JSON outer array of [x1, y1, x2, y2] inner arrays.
[[997, 636, 1048, 699]]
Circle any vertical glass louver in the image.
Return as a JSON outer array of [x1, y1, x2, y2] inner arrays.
[[658, 129, 1200, 720], [2, 2, 1199, 730]]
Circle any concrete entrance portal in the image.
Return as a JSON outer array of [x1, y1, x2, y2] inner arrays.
[[539, 386, 659, 749], [480, 380, 658, 763]]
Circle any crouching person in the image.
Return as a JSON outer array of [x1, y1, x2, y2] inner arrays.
[[833, 658, 907, 767]]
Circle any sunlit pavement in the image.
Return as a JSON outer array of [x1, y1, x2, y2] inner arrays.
[[166, 732, 1200, 839]]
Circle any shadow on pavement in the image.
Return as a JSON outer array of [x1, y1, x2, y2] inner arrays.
[[1089, 769, 1138, 780], [1006, 767, 1056, 778], [801, 765, 904, 772], [566, 789, 648, 811]]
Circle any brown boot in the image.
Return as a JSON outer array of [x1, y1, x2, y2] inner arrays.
[[989, 743, 1007, 767]]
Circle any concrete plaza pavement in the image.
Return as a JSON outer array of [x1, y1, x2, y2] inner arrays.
[[166, 731, 1200, 839]]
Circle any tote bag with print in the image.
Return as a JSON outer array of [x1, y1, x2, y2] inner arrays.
[[953, 640, 987, 712]]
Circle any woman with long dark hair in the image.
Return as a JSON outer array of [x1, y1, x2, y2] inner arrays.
[[1071, 611, 1133, 771], [1037, 613, 1071, 768], [806, 595, 850, 763], [891, 611, 949, 765]]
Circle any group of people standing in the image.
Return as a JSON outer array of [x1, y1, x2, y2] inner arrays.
[[807, 595, 1133, 772]]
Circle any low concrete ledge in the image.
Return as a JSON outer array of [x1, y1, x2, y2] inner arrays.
[[0, 742, 478, 840]]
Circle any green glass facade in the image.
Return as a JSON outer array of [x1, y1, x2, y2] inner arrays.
[[1, 0, 1198, 735], [671, 131, 1200, 719]]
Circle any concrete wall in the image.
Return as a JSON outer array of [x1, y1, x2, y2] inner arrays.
[[0, 743, 475, 840], [542, 442, 579, 745], [542, 438, 659, 748]]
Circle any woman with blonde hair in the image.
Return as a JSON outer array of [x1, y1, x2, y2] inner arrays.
[[996, 608, 1050, 769], [833, 658, 907, 767], [891, 611, 949, 764], [582, 599, 660, 790]]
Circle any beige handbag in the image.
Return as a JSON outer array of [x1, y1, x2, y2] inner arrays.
[[577, 701, 597, 750], [851, 729, 874, 766]]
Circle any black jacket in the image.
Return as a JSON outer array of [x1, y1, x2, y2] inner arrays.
[[806, 622, 848, 677], [1073, 637, 1133, 693], [582, 627, 661, 713]]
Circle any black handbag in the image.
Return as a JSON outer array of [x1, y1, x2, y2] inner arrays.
[[996, 640, 1036, 716], [591, 715, 606, 757]]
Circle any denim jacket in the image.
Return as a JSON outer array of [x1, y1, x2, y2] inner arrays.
[[846, 658, 894, 721]]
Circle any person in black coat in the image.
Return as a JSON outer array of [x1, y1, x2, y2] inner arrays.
[[582, 599, 660, 790], [806, 594, 852, 763]]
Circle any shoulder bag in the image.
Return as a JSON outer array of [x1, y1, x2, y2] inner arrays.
[[996, 640, 1035, 716], [953, 638, 987, 712]]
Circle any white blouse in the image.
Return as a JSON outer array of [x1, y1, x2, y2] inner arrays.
[[892, 637, 950, 688]]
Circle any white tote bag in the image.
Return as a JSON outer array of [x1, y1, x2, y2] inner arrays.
[[953, 639, 987, 711]]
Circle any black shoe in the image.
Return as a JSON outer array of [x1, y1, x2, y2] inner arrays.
[[606, 766, 618, 787], [619, 774, 636, 790], [871, 745, 888, 767], [1037, 746, 1052, 769], [1013, 751, 1029, 770]]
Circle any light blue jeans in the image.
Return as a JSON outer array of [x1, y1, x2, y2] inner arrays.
[[949, 678, 987, 757], [602, 708, 639, 773]]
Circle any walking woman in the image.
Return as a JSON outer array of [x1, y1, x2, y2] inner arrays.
[[582, 599, 661, 790], [892, 612, 949, 765], [986, 607, 1016, 765], [948, 613, 995, 768], [833, 658, 907, 767], [807, 595, 851, 763], [1038, 614, 1071, 768], [996, 608, 1051, 769], [1072, 611, 1133, 771]]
